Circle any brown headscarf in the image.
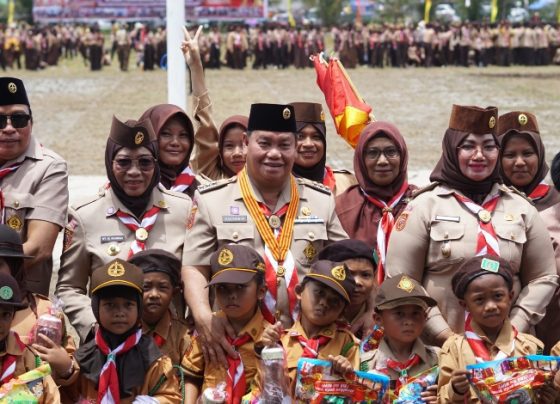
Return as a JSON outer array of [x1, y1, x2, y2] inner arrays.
[[139, 104, 195, 190], [335, 121, 414, 247], [429, 128, 501, 200], [218, 115, 248, 177], [498, 131, 548, 196]]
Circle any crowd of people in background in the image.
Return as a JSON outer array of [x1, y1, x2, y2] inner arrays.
[[1, 19, 560, 72]]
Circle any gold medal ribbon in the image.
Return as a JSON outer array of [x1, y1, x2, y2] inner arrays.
[[238, 168, 299, 262]]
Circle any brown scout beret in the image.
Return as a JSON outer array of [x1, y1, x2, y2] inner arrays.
[[375, 275, 436, 311], [91, 258, 143, 295], [0, 273, 27, 310], [109, 115, 156, 149], [0, 224, 33, 259], [209, 244, 265, 286], [451, 255, 514, 299], [448, 104, 498, 136], [289, 102, 327, 137], [304, 260, 356, 304], [0, 77, 30, 108], [128, 249, 181, 287], [247, 103, 297, 133], [317, 239, 375, 267], [498, 111, 539, 139]]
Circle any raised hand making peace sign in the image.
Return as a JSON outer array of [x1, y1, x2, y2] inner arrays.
[[181, 25, 203, 67]]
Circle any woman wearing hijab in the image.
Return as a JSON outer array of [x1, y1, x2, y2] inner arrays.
[[335, 121, 416, 284], [385, 104, 557, 347], [498, 111, 560, 211], [139, 103, 200, 198], [181, 25, 249, 181], [56, 116, 191, 343], [290, 102, 357, 196]]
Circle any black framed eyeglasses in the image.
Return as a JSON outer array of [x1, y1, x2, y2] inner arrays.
[[365, 147, 400, 160], [0, 114, 31, 129], [113, 157, 157, 172]]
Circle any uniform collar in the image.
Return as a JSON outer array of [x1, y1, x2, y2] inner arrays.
[[286, 320, 337, 340], [232, 174, 308, 207], [377, 337, 431, 366], [216, 309, 266, 341], [106, 185, 169, 218], [142, 310, 172, 340], [0, 332, 25, 357], [470, 318, 516, 355], [436, 182, 505, 198], [2, 136, 43, 167]]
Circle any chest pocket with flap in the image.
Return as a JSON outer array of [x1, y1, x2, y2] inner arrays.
[[428, 220, 465, 263], [216, 224, 255, 243]]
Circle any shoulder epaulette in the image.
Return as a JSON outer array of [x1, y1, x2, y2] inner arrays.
[[502, 184, 532, 203], [160, 187, 190, 200], [296, 177, 332, 195], [332, 168, 354, 175], [410, 182, 439, 199], [72, 193, 103, 210], [198, 177, 236, 194]]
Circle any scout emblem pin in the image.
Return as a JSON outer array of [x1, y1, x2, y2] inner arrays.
[[489, 116, 496, 129], [108, 261, 125, 277], [331, 265, 346, 281], [478, 209, 492, 223], [0, 286, 13, 300], [7, 82, 17, 94], [481, 258, 500, 273], [518, 113, 528, 126], [134, 131, 144, 145], [136, 228, 149, 241], [6, 216, 22, 231], [218, 248, 233, 266], [276, 266, 286, 277], [397, 276, 415, 293], [268, 215, 281, 229], [282, 108, 291, 120]]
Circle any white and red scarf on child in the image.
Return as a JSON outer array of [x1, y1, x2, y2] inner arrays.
[[0, 332, 25, 384], [464, 313, 516, 363], [170, 166, 196, 193]]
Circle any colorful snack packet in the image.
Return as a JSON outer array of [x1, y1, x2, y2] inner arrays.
[[295, 358, 390, 404], [0, 363, 51, 403], [394, 366, 439, 404]]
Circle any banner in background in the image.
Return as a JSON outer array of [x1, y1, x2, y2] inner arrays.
[[490, 0, 498, 22], [32, 0, 267, 22], [424, 0, 432, 22]]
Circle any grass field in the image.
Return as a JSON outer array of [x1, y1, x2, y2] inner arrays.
[[10, 56, 560, 176]]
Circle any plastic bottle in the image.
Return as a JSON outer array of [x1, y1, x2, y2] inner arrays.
[[260, 346, 291, 403]]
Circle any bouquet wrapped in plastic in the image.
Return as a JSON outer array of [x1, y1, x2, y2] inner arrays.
[[467, 355, 560, 403], [295, 358, 390, 403], [393, 366, 439, 404], [0, 363, 51, 404]]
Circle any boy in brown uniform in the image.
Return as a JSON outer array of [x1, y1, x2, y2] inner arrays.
[[262, 260, 360, 391], [128, 249, 191, 369], [438, 255, 549, 403], [183, 245, 270, 403], [67, 259, 180, 403], [361, 275, 439, 402]]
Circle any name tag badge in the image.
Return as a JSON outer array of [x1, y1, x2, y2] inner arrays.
[[294, 216, 325, 225], [222, 215, 248, 223], [434, 215, 461, 223], [100, 235, 125, 244]]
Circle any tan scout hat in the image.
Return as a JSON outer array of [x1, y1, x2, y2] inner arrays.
[[448, 105, 498, 136], [498, 111, 539, 139], [91, 258, 143, 295], [375, 275, 436, 311], [109, 115, 156, 149], [209, 245, 265, 286], [304, 260, 356, 303]]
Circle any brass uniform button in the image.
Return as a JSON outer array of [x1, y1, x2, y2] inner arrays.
[[307, 232, 315, 240], [13, 200, 19, 208], [107, 245, 120, 256], [232, 232, 239, 241], [157, 200, 167, 208]]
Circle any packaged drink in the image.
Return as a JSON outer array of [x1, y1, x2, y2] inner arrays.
[[260, 346, 291, 404]]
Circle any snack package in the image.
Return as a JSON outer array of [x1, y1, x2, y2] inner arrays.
[[360, 325, 384, 355], [32, 297, 64, 346], [393, 366, 439, 404], [198, 382, 227, 404], [295, 358, 390, 403], [467, 355, 560, 403], [0, 363, 51, 404]]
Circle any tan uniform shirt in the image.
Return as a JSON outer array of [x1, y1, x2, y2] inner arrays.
[[57, 185, 191, 341], [67, 355, 181, 403], [1, 137, 68, 294], [438, 319, 543, 403], [361, 338, 439, 396], [385, 183, 558, 343], [331, 169, 358, 197], [183, 176, 348, 326], [142, 310, 192, 369], [0, 332, 60, 403], [183, 310, 268, 392]]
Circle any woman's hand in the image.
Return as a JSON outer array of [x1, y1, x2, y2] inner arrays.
[[262, 322, 283, 347], [329, 355, 354, 376], [181, 25, 202, 67], [32, 334, 73, 378]]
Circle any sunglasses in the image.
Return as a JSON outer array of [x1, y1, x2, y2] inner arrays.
[[113, 157, 156, 172], [0, 114, 31, 129]]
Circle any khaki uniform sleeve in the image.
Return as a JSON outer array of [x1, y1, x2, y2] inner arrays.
[[343, 336, 360, 370], [182, 193, 218, 266], [142, 356, 182, 403], [437, 337, 471, 403], [510, 208, 559, 332], [56, 207, 96, 342], [190, 90, 223, 180], [551, 342, 560, 356], [326, 193, 349, 242], [182, 336, 205, 379], [27, 158, 69, 227]]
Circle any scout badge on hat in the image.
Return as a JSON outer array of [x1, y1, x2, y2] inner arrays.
[[304, 260, 356, 304], [374, 275, 436, 311], [91, 258, 143, 295], [0, 273, 27, 310], [448, 105, 498, 136], [0, 77, 30, 108], [109, 116, 156, 149], [208, 245, 265, 286]]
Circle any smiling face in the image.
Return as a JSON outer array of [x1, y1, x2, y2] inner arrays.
[[157, 116, 192, 168], [221, 125, 248, 174], [142, 272, 176, 326], [295, 124, 325, 168], [457, 133, 499, 182], [98, 296, 139, 335], [0, 104, 32, 163], [112, 147, 155, 197], [246, 130, 297, 190], [501, 135, 539, 188], [364, 136, 401, 186]]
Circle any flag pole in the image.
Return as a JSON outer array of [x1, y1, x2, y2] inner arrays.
[[166, 0, 187, 110]]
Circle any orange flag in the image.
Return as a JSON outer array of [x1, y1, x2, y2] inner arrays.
[[312, 54, 373, 148]]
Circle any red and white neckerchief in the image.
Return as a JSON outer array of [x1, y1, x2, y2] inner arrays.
[[0, 332, 25, 384], [362, 181, 409, 284], [296, 334, 331, 358], [152, 333, 165, 348], [170, 166, 196, 193], [96, 328, 142, 404], [528, 180, 550, 202], [225, 333, 252, 403], [0, 163, 22, 222], [386, 353, 421, 393], [260, 203, 299, 324], [464, 313, 517, 363], [453, 190, 501, 256], [115, 206, 161, 258], [323, 166, 336, 191]]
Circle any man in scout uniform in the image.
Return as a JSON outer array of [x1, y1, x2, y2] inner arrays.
[[182, 103, 348, 367], [0, 77, 69, 295]]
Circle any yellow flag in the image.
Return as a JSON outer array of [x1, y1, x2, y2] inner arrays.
[[7, 0, 15, 25], [287, 0, 296, 27], [490, 0, 498, 23], [424, 0, 432, 23]]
